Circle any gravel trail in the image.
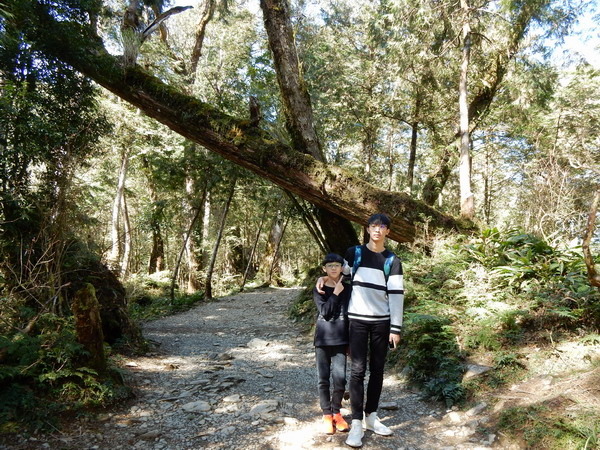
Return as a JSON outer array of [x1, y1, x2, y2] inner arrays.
[[3, 287, 496, 449]]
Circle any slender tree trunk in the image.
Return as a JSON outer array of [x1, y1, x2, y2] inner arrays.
[[421, 0, 538, 206], [241, 205, 268, 291], [285, 191, 327, 254], [185, 183, 206, 293], [205, 177, 237, 299], [407, 123, 418, 193], [363, 137, 372, 177], [483, 142, 492, 225], [202, 191, 211, 265], [109, 148, 128, 271], [182, 148, 206, 293], [582, 187, 600, 289], [142, 156, 165, 273], [120, 193, 131, 279], [170, 202, 203, 302], [261, 203, 286, 284], [268, 217, 289, 285], [387, 127, 395, 191], [407, 94, 421, 194], [459, 0, 474, 220], [189, 0, 216, 84]]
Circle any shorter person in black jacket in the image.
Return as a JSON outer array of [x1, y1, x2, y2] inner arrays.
[[313, 253, 351, 435]]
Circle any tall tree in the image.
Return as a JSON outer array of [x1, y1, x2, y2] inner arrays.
[[141, 155, 166, 273], [108, 147, 129, 271], [458, 0, 474, 219], [421, 0, 574, 207], [260, 0, 359, 254]]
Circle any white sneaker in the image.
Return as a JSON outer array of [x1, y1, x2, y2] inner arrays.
[[345, 419, 364, 447], [363, 412, 392, 436]]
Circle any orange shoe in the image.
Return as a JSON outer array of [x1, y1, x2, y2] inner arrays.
[[322, 414, 334, 434], [333, 412, 349, 432]]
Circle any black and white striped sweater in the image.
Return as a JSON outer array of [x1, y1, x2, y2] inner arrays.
[[343, 245, 404, 334]]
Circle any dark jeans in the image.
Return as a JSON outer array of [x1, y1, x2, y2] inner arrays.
[[315, 345, 347, 415], [348, 319, 390, 420]]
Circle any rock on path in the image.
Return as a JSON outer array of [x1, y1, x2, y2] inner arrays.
[[2, 287, 497, 449]]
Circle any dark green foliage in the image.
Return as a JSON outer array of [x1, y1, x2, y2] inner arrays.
[[395, 314, 465, 407], [464, 228, 600, 331], [128, 292, 205, 321], [0, 5, 130, 433], [0, 315, 131, 433], [465, 310, 528, 350], [126, 274, 206, 321]]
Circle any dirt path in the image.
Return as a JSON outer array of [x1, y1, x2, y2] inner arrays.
[[4, 287, 498, 449]]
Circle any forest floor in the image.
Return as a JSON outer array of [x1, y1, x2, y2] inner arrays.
[[2, 287, 599, 449]]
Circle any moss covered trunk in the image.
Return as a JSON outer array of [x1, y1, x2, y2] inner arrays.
[[72, 283, 106, 374], [12, 1, 473, 243]]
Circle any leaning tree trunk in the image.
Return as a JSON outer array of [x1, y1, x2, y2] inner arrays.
[[15, 3, 473, 243], [205, 177, 237, 299], [189, 0, 215, 83], [420, 0, 547, 206], [170, 202, 203, 303], [285, 192, 327, 254], [268, 217, 289, 285]]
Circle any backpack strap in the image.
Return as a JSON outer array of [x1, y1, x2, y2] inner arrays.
[[352, 246, 394, 284], [383, 254, 395, 284], [351, 245, 362, 279]]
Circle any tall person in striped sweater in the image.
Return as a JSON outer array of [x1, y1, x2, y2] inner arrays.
[[318, 213, 404, 448]]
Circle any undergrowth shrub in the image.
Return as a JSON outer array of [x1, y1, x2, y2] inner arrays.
[[0, 313, 130, 433], [125, 272, 205, 321], [498, 402, 600, 449], [463, 228, 600, 332], [393, 313, 465, 407]]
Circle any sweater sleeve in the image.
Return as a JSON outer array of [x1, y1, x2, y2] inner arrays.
[[313, 286, 340, 321], [387, 256, 404, 334], [343, 246, 355, 276]]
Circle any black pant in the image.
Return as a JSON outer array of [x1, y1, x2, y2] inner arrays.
[[315, 345, 347, 415], [348, 319, 390, 420]]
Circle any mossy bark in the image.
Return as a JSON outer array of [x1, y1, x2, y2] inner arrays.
[[13, 1, 476, 243], [72, 283, 106, 374]]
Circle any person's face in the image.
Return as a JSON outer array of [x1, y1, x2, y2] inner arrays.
[[323, 262, 342, 278], [367, 222, 390, 242]]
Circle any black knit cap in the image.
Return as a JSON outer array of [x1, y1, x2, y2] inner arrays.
[[322, 253, 344, 266], [367, 213, 391, 228]]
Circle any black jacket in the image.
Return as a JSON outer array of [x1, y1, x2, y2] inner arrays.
[[313, 281, 351, 347]]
